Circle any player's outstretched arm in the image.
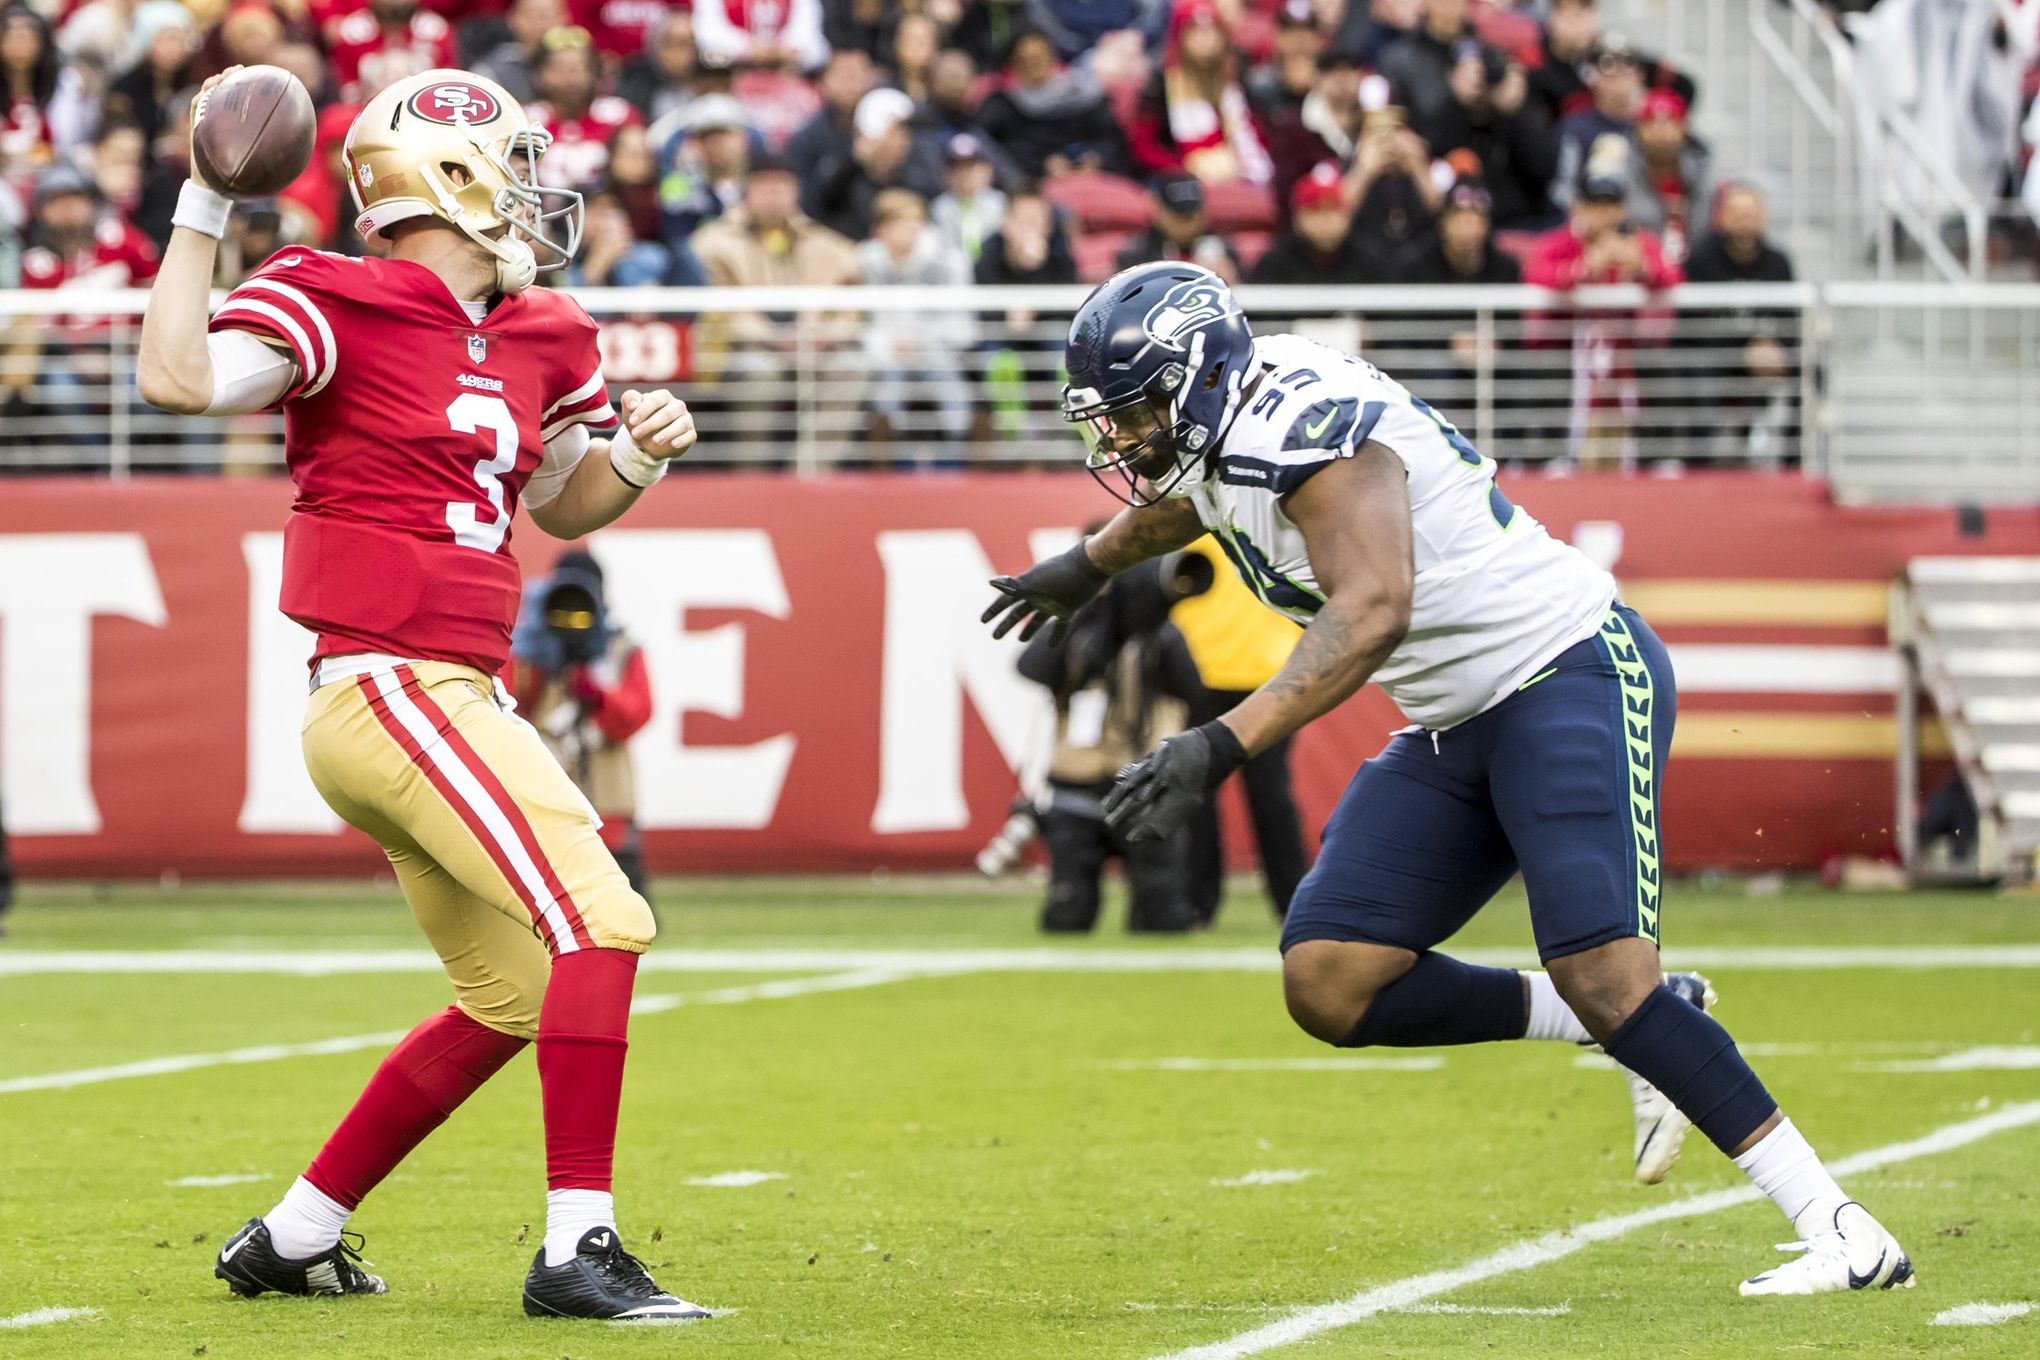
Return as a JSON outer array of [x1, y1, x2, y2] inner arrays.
[[138, 71, 238, 415], [982, 495, 1202, 643], [1221, 443, 1413, 755], [526, 389, 696, 539]]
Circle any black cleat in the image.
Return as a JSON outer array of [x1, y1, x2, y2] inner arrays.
[[214, 1218, 387, 1298], [521, 1227, 710, 1322]]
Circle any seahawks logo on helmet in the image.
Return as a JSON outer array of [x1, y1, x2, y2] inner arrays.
[[1142, 278, 1239, 353]]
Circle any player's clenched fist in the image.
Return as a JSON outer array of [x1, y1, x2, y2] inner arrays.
[[620, 389, 696, 460]]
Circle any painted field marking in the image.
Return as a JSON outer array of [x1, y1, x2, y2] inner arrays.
[[2, 972, 933, 1096], [0, 1307, 97, 1329], [164, 1174, 268, 1188], [1148, 1099, 2040, 1360], [1212, 1170, 1320, 1188], [1876, 1046, 2040, 1072], [11, 943, 2040, 977], [1930, 1302, 2033, 1327], [686, 1171, 787, 1188], [1098, 1058, 1446, 1073], [1396, 1303, 1570, 1317]]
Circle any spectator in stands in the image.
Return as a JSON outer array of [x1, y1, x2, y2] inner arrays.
[[568, 0, 668, 61], [976, 28, 1128, 180], [88, 118, 144, 220], [692, 0, 831, 73], [951, 0, 1031, 72], [1683, 182, 1798, 463], [102, 1, 196, 154], [915, 45, 1022, 186], [1249, 1, 1325, 125], [1379, 0, 1506, 155], [1265, 46, 1366, 216], [326, 0, 457, 100], [130, 87, 191, 248], [1623, 88, 1710, 264], [806, 84, 944, 239], [1398, 177, 1519, 283], [20, 163, 156, 291], [618, 11, 705, 125], [1550, 32, 1643, 209], [860, 187, 973, 455], [606, 121, 669, 243], [529, 26, 641, 188], [1422, 32, 1557, 230], [1329, 0, 1419, 69], [973, 187, 1074, 442], [975, 186, 1075, 285], [1345, 99, 1442, 269], [277, 101, 363, 254], [1250, 160, 1380, 283], [475, 0, 567, 105], [1130, 0, 1273, 186], [1116, 169, 1241, 280], [890, 11, 942, 104], [931, 132, 1006, 263], [570, 184, 674, 285], [1522, 0, 1693, 128], [1525, 165, 1683, 468], [1024, 0, 1169, 64], [693, 151, 861, 288], [785, 46, 874, 183], [1, 3, 62, 177], [657, 94, 753, 242]]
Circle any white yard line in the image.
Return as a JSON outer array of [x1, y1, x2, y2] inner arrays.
[[1212, 1170, 1320, 1188], [1396, 1303, 1570, 1317], [686, 1171, 787, 1188], [1930, 1302, 2033, 1327], [1096, 1058, 1446, 1073], [11, 943, 2040, 976], [1875, 1046, 2040, 1072], [0, 1307, 97, 1329], [1149, 1099, 2040, 1360], [164, 1173, 268, 1188]]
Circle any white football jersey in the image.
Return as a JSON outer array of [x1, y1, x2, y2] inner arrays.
[[1184, 333, 1616, 729]]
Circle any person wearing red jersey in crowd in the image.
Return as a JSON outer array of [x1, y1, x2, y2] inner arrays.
[[526, 26, 640, 188], [692, 0, 830, 74], [1129, 0, 1274, 186], [1624, 88, 1711, 265], [137, 66, 708, 1321], [1518, 0, 1694, 129], [277, 101, 365, 250], [0, 3, 60, 180], [327, 0, 458, 99], [567, 0, 667, 61]]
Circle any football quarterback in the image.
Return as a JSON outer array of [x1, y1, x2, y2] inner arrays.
[[983, 263, 1913, 1298], [138, 67, 707, 1321]]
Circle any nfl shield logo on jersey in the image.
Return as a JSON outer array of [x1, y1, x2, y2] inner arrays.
[[467, 333, 488, 365]]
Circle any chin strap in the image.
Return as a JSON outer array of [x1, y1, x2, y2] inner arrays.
[[493, 236, 537, 293]]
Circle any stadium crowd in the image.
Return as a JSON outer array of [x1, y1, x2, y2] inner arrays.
[[0, 0, 1815, 465]]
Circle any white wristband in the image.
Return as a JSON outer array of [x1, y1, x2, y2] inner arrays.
[[608, 427, 667, 489], [173, 180, 233, 239]]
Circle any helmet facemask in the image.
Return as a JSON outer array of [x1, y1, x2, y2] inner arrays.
[[1063, 338, 1221, 508]]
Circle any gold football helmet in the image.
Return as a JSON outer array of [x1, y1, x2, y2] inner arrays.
[[343, 69, 580, 293]]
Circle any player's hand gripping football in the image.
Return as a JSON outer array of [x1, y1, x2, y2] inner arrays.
[[982, 541, 1110, 644], [1102, 721, 1248, 843], [187, 66, 240, 191], [621, 389, 696, 461]]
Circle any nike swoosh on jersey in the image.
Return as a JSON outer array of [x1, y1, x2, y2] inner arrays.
[[1517, 667, 1558, 691], [1304, 407, 1335, 440]]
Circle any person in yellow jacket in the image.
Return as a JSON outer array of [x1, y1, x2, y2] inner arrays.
[[1169, 535, 1310, 923]]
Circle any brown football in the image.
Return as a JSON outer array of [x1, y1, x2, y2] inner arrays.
[[191, 65, 317, 200]]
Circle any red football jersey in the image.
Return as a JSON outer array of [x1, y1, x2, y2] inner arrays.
[[325, 6, 458, 98], [209, 247, 618, 672], [525, 97, 641, 191]]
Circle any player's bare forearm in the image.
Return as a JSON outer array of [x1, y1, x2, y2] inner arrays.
[[137, 226, 223, 414], [527, 389, 697, 539], [1217, 444, 1414, 756], [528, 439, 645, 538], [1085, 496, 1204, 574]]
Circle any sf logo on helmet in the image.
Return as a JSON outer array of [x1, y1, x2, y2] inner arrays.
[[408, 82, 500, 127], [1143, 279, 1234, 352]]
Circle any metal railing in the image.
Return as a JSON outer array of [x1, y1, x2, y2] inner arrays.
[[0, 280, 2034, 501]]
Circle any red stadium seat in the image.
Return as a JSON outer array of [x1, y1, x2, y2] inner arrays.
[[1047, 171, 1153, 234], [1202, 178, 1278, 233], [1075, 230, 1137, 283]]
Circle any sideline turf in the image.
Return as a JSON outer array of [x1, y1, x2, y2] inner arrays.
[[2, 878, 2036, 1358]]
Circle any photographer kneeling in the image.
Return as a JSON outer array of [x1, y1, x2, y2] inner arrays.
[[1018, 547, 1212, 933], [507, 550, 656, 901]]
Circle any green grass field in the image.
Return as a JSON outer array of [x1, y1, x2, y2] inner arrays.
[[3, 876, 2038, 1359]]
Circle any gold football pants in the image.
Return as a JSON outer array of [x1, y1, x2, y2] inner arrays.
[[302, 659, 655, 1039]]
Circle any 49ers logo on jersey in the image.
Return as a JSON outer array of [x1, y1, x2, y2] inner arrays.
[[408, 82, 500, 126]]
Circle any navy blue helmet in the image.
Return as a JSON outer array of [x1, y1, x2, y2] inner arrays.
[[1060, 262, 1255, 506]]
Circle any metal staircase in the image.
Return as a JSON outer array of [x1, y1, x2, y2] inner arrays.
[[1892, 558, 2040, 881]]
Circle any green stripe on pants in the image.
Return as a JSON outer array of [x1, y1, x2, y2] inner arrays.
[[1598, 611, 1662, 944]]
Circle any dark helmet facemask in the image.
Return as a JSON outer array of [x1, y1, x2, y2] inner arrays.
[[1062, 350, 1219, 508]]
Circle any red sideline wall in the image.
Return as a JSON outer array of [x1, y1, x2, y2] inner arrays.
[[0, 472, 2031, 879]]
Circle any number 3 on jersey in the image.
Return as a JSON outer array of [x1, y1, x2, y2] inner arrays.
[[445, 393, 518, 553]]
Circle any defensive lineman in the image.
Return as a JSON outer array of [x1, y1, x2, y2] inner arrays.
[[139, 69, 706, 1320], [983, 263, 1913, 1296]]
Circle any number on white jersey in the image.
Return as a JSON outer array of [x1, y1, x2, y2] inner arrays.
[[445, 393, 518, 553]]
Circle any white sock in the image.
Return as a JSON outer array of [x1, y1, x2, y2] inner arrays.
[[543, 1188, 617, 1267], [1520, 971, 1593, 1043], [263, 1176, 351, 1260], [1733, 1118, 1848, 1239]]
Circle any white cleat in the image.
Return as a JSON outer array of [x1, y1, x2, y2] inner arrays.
[[1624, 971, 1719, 1184], [1739, 1201, 1916, 1297]]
